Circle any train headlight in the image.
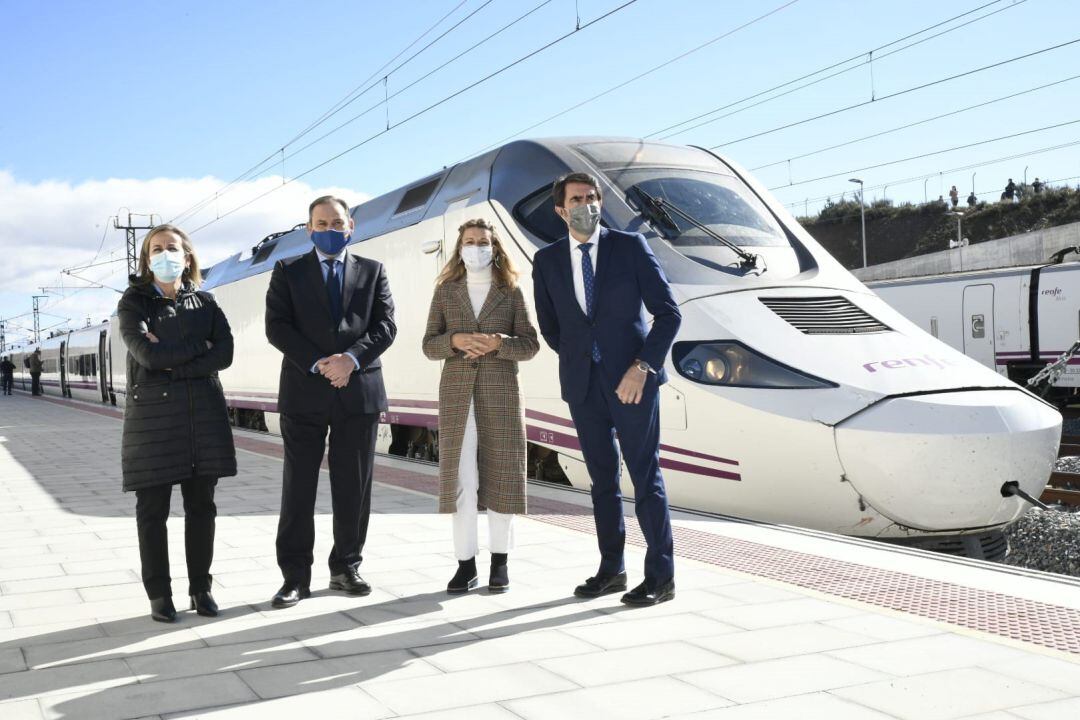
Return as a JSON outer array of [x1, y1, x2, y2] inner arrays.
[[672, 341, 835, 389]]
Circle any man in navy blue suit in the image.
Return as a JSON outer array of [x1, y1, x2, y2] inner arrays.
[[532, 172, 681, 606]]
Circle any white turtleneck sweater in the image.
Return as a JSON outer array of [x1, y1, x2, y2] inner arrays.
[[466, 264, 492, 317]]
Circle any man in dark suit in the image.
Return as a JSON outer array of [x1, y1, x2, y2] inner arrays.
[[265, 195, 396, 608], [532, 172, 681, 606]]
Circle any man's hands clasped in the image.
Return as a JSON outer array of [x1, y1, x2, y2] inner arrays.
[[317, 354, 356, 388]]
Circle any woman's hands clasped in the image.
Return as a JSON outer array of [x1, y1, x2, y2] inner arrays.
[[451, 333, 503, 359]]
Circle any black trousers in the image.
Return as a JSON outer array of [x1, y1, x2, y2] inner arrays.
[[276, 400, 380, 586], [30, 373, 41, 395], [135, 476, 217, 599], [1, 375, 11, 394]]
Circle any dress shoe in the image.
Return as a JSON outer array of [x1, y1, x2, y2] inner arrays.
[[574, 571, 628, 598], [488, 552, 509, 593], [447, 557, 478, 594], [329, 568, 372, 596], [271, 582, 311, 608], [621, 579, 675, 606], [189, 591, 219, 617], [150, 596, 177, 623]]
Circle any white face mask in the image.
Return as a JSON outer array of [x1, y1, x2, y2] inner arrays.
[[461, 245, 493, 271]]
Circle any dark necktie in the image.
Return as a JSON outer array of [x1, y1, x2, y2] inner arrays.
[[324, 259, 343, 326], [577, 243, 602, 362]]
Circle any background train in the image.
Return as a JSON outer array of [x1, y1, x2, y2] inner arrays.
[[869, 257, 1080, 406], [7, 137, 1063, 559]]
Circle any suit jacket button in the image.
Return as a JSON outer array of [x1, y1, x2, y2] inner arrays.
[[471, 361, 479, 368]]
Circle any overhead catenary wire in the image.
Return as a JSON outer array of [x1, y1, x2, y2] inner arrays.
[[186, 0, 640, 236], [768, 118, 1080, 190], [646, 0, 1023, 140], [750, 74, 1080, 173], [282, 0, 477, 148], [169, 0, 493, 227], [782, 138, 1080, 209], [711, 36, 1080, 150], [280, 0, 556, 166], [457, 0, 802, 161]]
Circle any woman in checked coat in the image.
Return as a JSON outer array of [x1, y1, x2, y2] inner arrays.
[[422, 218, 539, 594]]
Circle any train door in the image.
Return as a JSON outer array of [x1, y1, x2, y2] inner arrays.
[[962, 284, 996, 369], [98, 330, 109, 402], [59, 340, 69, 397]]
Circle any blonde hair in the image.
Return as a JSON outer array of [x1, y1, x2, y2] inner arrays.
[[134, 224, 203, 287], [435, 218, 519, 288]]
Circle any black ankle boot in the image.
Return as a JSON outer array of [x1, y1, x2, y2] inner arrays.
[[489, 553, 509, 593], [150, 596, 177, 623], [447, 558, 478, 594], [189, 591, 219, 617]]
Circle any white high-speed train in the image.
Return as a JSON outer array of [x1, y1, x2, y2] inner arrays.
[[10, 137, 1062, 559], [869, 256, 1080, 405]]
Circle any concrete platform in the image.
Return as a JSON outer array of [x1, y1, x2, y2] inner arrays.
[[1, 392, 1079, 719]]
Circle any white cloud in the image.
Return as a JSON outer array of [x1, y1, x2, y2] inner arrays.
[[0, 171, 368, 345]]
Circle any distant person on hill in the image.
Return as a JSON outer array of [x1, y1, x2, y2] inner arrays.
[[967, 191, 977, 208], [1005, 179, 1016, 201], [949, 185, 959, 208], [1033, 177, 1044, 194]]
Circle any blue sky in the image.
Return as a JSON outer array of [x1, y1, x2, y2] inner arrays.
[[1, 0, 1077, 345]]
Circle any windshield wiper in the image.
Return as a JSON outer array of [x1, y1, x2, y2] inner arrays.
[[627, 186, 764, 274]]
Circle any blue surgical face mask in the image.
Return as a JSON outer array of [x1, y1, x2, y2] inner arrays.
[[311, 229, 350, 255], [149, 250, 185, 282]]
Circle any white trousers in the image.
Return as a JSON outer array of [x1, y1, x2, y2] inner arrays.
[[454, 402, 515, 560]]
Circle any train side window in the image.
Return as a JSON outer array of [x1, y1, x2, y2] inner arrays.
[[930, 317, 938, 338], [394, 177, 441, 217], [513, 187, 565, 245], [252, 240, 278, 264]]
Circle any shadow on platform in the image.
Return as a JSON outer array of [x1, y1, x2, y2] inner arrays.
[[0, 589, 622, 717]]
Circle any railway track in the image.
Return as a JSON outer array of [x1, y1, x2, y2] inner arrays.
[[1049, 433, 1080, 507]]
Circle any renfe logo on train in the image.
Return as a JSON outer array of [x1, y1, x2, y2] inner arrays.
[[863, 355, 958, 373]]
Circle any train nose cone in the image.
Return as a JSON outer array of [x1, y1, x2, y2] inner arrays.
[[834, 390, 1060, 531]]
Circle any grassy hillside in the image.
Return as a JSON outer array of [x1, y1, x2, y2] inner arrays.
[[798, 185, 1080, 268]]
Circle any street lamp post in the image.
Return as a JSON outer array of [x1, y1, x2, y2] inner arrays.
[[949, 211, 965, 271], [849, 178, 866, 267]]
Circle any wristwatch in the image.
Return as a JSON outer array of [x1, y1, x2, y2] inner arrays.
[[634, 359, 656, 375]]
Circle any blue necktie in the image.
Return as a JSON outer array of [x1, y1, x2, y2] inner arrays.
[[578, 243, 602, 363], [324, 259, 343, 326]]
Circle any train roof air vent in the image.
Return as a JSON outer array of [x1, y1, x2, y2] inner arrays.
[[759, 296, 891, 335]]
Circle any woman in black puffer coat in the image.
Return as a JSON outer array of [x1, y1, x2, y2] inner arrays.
[[118, 223, 236, 623]]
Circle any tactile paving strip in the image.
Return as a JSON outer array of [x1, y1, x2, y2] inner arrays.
[[376, 463, 1080, 656], [40, 395, 1080, 656]]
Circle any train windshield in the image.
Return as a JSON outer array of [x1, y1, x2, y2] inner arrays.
[[572, 141, 797, 278], [611, 168, 786, 249]]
